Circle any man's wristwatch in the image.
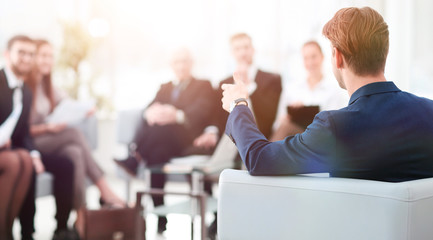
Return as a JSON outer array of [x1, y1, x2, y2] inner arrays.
[[229, 98, 248, 113]]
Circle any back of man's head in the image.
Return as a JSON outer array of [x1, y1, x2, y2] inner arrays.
[[322, 7, 389, 76], [7, 35, 33, 50]]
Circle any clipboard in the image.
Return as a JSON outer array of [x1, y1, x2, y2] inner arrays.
[[287, 105, 320, 129]]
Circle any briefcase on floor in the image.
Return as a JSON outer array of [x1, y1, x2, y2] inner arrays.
[[76, 205, 146, 240]]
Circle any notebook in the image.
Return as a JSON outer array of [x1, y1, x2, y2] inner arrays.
[[287, 105, 320, 129]]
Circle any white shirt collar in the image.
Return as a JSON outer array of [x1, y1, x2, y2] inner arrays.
[[4, 66, 23, 89], [246, 64, 258, 95], [172, 78, 191, 88], [248, 65, 258, 83]]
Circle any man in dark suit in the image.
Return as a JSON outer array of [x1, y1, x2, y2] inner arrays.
[[115, 47, 215, 233], [0, 35, 40, 240], [194, 32, 281, 152], [193, 33, 281, 240], [221, 7, 433, 182], [1, 35, 75, 240]]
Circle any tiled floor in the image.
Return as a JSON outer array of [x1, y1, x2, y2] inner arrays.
[[13, 173, 217, 240]]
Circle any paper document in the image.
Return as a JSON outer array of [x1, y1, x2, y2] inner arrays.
[[46, 99, 95, 126]]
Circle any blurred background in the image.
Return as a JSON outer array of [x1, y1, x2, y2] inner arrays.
[[1, 0, 432, 114], [2, 0, 433, 239]]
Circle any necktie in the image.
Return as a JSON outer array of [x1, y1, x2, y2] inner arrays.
[[171, 85, 182, 101]]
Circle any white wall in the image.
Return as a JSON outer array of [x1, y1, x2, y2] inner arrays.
[[1, 0, 432, 109]]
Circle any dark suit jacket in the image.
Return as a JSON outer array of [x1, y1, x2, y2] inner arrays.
[[216, 70, 282, 138], [148, 78, 215, 139], [0, 69, 35, 151], [226, 81, 433, 182]]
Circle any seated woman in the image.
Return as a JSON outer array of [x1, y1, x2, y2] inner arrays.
[[27, 39, 125, 227], [0, 141, 33, 240], [271, 40, 347, 141], [0, 143, 33, 240]]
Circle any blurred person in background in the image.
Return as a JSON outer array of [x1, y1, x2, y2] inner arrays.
[[193, 33, 282, 239], [0, 37, 35, 240], [0, 148, 33, 240], [221, 6, 433, 182], [0, 35, 71, 240], [270, 40, 347, 141], [194, 33, 282, 152], [114, 47, 215, 234], [27, 39, 125, 238]]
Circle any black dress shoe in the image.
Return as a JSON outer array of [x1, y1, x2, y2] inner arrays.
[[157, 216, 168, 234], [114, 155, 139, 177], [207, 215, 217, 240]]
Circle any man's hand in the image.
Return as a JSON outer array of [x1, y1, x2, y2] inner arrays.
[[145, 103, 178, 126], [193, 132, 218, 149], [221, 72, 249, 112], [32, 157, 45, 174], [0, 139, 11, 149], [46, 123, 67, 133], [86, 107, 97, 117]]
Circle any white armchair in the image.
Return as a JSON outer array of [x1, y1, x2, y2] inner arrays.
[[218, 169, 433, 240]]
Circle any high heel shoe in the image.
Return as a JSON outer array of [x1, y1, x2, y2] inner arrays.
[[99, 198, 105, 207]]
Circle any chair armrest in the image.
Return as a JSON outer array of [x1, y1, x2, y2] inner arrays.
[[218, 169, 433, 240]]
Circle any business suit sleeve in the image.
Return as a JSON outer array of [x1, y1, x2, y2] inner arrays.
[[225, 105, 334, 175]]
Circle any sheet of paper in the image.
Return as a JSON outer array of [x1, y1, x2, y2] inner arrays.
[[46, 99, 95, 126]]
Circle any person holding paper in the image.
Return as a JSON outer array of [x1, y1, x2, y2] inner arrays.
[[270, 41, 347, 141], [27, 40, 125, 231]]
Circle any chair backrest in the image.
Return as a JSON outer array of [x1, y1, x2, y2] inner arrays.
[[116, 109, 143, 144], [73, 115, 98, 150]]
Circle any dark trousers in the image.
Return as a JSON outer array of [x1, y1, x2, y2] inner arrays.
[[19, 171, 35, 240], [19, 155, 74, 238], [134, 121, 193, 226]]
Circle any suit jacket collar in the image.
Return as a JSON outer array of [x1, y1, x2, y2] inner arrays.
[[4, 67, 23, 89], [171, 77, 194, 90], [349, 81, 401, 105]]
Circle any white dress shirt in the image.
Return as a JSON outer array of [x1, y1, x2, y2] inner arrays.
[[283, 76, 348, 111], [0, 67, 23, 146]]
